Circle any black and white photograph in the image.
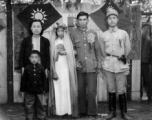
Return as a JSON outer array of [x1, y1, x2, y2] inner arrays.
[[0, 0, 152, 120]]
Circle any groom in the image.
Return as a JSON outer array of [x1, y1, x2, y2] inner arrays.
[[70, 11, 101, 118]]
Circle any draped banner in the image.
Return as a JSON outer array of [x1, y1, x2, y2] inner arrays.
[[17, 3, 61, 31]]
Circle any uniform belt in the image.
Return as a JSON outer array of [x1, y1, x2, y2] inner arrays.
[[106, 53, 127, 64], [107, 53, 119, 58]]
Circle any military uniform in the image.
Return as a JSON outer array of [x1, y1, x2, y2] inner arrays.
[[102, 26, 130, 93], [102, 7, 132, 120], [70, 28, 101, 116], [20, 63, 48, 120]]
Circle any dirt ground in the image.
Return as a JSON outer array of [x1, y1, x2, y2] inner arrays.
[[0, 101, 152, 120]]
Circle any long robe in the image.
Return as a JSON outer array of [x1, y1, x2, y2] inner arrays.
[[54, 38, 71, 115], [47, 30, 78, 117]]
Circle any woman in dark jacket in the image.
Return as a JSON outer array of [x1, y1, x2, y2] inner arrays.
[[19, 19, 50, 76]]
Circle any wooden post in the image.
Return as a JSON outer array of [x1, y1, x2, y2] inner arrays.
[[129, 5, 141, 101], [6, 0, 13, 103]]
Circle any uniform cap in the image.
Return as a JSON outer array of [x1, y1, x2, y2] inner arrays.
[[106, 7, 118, 18]]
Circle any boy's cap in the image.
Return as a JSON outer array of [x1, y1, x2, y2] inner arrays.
[[106, 7, 118, 18], [30, 50, 41, 57]]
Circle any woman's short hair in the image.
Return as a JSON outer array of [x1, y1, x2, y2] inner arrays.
[[28, 19, 44, 35], [77, 11, 89, 19]]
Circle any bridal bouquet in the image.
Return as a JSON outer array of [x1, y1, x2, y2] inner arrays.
[[55, 44, 66, 61], [56, 44, 65, 51]]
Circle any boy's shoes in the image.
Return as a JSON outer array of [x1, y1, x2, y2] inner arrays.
[[121, 113, 132, 120]]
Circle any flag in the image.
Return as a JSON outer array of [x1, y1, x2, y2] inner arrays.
[[17, 3, 62, 31], [90, 1, 132, 32]]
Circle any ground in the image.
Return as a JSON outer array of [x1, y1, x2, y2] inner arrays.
[[0, 101, 152, 120]]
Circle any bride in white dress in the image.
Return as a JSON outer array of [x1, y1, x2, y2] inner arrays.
[[49, 23, 78, 117], [54, 34, 71, 115]]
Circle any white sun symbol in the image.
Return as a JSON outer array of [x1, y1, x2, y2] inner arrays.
[[31, 8, 47, 23]]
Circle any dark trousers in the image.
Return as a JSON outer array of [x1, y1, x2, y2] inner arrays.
[[24, 93, 46, 120], [141, 63, 151, 98], [77, 71, 97, 115]]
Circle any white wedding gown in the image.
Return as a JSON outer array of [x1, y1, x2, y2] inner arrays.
[[53, 38, 72, 116]]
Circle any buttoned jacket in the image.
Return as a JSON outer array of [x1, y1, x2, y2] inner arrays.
[[70, 28, 101, 73], [102, 27, 131, 73], [20, 63, 48, 94], [102, 27, 130, 57]]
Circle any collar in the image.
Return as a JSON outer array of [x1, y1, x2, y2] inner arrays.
[[57, 37, 63, 40], [31, 63, 39, 67], [79, 27, 88, 33], [32, 35, 40, 39], [109, 26, 118, 32], [30, 36, 41, 43]]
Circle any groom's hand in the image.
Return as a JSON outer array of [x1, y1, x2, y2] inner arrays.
[[45, 69, 48, 78], [76, 61, 82, 70]]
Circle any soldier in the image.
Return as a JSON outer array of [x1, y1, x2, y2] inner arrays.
[[101, 7, 132, 120]]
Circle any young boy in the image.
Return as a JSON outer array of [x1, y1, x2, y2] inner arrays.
[[20, 50, 48, 120], [101, 7, 132, 120]]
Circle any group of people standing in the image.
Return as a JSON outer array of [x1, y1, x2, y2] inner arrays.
[[20, 7, 132, 120]]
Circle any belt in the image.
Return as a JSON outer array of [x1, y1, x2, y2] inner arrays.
[[107, 53, 126, 64], [107, 53, 119, 58]]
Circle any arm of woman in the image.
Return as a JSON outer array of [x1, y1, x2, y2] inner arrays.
[[52, 50, 58, 80], [52, 57, 58, 80]]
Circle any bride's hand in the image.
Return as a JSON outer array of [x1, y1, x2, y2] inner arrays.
[[59, 51, 66, 55]]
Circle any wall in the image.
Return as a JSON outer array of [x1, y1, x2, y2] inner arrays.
[[0, 5, 7, 103]]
